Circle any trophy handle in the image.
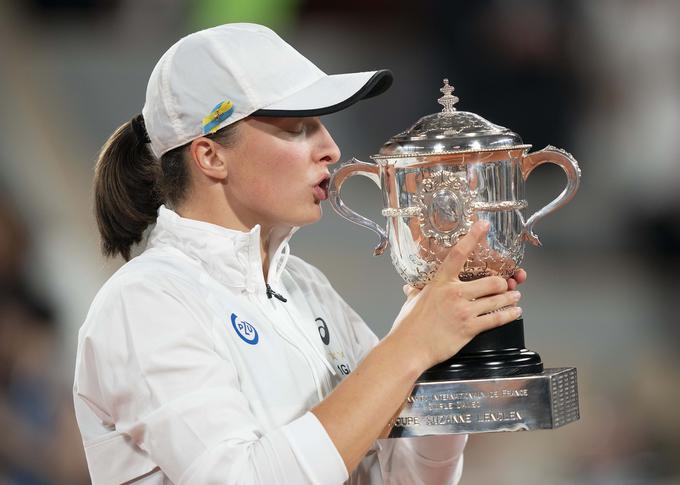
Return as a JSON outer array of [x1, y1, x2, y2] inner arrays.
[[329, 158, 389, 256], [520, 145, 581, 246]]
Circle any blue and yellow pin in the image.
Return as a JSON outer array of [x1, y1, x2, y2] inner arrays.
[[202, 100, 235, 134]]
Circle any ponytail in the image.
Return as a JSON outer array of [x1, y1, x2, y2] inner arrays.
[[94, 115, 239, 261], [93, 115, 161, 261]]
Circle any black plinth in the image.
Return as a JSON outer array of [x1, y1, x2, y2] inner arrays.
[[418, 318, 543, 381]]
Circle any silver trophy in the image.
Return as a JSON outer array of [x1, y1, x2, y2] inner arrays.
[[329, 80, 581, 437]]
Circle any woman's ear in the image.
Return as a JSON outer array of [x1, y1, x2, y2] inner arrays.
[[189, 137, 228, 180]]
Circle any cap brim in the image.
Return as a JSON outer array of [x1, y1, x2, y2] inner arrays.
[[252, 69, 393, 117]]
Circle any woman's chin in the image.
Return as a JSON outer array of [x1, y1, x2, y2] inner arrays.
[[292, 205, 323, 227]]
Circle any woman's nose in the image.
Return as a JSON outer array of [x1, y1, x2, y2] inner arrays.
[[317, 122, 341, 165]]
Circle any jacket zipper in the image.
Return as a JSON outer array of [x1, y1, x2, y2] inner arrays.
[[258, 290, 326, 400], [265, 283, 287, 302], [262, 287, 338, 398], [279, 301, 337, 390]]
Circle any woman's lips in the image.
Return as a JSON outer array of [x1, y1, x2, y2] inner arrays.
[[313, 177, 329, 201]]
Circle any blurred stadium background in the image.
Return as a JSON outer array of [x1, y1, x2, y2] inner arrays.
[[1, 0, 679, 483]]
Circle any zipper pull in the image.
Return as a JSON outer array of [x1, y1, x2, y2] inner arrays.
[[266, 283, 288, 303]]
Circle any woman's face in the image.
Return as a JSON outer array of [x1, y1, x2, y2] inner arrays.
[[219, 116, 341, 229]]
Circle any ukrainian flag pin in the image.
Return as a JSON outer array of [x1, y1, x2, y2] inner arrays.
[[202, 100, 235, 134]]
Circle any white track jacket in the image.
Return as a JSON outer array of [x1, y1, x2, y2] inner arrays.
[[73, 206, 466, 484]]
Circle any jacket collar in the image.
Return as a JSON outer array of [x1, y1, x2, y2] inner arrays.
[[146, 205, 298, 294]]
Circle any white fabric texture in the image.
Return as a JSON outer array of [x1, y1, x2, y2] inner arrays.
[[73, 206, 466, 484]]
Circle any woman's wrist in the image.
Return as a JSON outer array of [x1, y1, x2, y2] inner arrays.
[[379, 331, 431, 379]]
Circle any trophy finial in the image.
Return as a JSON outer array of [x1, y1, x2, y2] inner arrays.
[[438, 78, 459, 114]]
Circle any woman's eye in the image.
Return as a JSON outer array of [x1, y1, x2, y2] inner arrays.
[[286, 124, 305, 135]]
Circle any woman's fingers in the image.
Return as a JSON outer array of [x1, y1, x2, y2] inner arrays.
[[475, 305, 523, 332], [513, 268, 527, 285], [434, 220, 489, 283], [506, 268, 527, 290], [471, 290, 521, 316], [402, 284, 420, 300], [459, 275, 509, 300]]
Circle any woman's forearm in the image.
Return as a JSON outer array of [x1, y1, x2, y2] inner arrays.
[[311, 333, 425, 473]]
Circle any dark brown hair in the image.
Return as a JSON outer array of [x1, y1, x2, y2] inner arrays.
[[93, 117, 237, 261]]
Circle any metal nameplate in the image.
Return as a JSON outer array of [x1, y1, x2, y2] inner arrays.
[[389, 367, 579, 437]]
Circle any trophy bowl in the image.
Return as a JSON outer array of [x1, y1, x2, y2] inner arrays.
[[330, 79, 580, 289], [329, 80, 582, 436]]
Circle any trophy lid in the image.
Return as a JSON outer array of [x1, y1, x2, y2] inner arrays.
[[374, 79, 527, 159]]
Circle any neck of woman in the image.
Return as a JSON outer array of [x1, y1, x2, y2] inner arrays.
[[175, 201, 274, 281]]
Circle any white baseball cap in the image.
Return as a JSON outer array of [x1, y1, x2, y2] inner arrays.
[[141, 23, 393, 158]]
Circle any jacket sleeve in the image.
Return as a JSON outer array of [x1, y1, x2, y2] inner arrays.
[[331, 281, 468, 485], [373, 435, 467, 485], [76, 274, 347, 485]]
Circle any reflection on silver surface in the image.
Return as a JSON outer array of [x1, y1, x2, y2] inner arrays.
[[389, 368, 579, 437]]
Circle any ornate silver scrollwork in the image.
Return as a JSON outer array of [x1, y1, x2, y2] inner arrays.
[[414, 170, 475, 248], [381, 200, 528, 218], [470, 200, 528, 211], [381, 207, 422, 218]]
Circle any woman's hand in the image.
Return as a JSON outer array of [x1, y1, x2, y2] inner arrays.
[[389, 220, 523, 372]]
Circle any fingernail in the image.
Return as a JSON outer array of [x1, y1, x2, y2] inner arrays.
[[477, 220, 490, 230], [511, 291, 521, 301], [515, 306, 523, 317]]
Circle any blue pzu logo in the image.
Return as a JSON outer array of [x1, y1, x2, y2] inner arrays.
[[230, 313, 259, 345]]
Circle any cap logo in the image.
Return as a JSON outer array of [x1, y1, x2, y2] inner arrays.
[[202, 100, 235, 134]]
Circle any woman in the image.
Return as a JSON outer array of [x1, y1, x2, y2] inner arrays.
[[73, 23, 525, 484]]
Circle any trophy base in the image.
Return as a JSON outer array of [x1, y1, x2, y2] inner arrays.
[[388, 367, 579, 438], [420, 319, 544, 380]]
